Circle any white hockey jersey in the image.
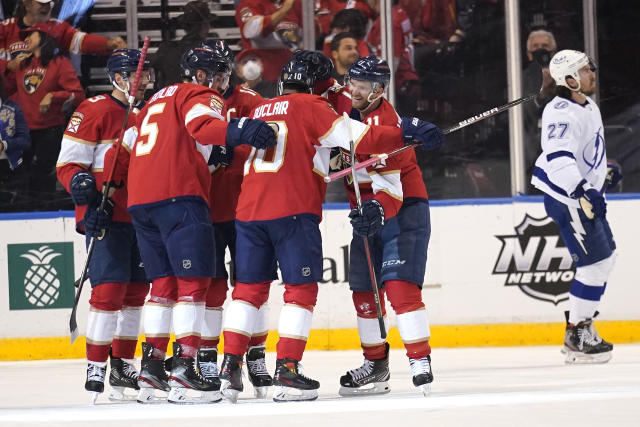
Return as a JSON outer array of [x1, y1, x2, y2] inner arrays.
[[531, 96, 607, 207]]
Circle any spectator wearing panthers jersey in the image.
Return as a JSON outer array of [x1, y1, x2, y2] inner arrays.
[[6, 26, 84, 200], [235, 0, 302, 82], [1, 0, 126, 73]]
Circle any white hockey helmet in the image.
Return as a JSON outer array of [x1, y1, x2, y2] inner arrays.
[[549, 49, 591, 90]]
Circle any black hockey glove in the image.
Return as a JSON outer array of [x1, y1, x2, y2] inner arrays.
[[84, 195, 115, 237], [226, 118, 277, 150], [349, 199, 385, 237], [208, 144, 235, 167], [605, 162, 622, 191], [400, 117, 444, 151], [70, 170, 97, 206], [571, 180, 606, 219]]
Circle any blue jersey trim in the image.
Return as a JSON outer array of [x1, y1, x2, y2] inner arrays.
[[546, 151, 576, 162], [533, 166, 570, 197]]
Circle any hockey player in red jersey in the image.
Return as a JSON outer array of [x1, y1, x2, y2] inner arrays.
[[105, 45, 277, 404], [195, 39, 273, 398], [218, 52, 443, 403], [338, 56, 436, 397], [56, 49, 152, 404]]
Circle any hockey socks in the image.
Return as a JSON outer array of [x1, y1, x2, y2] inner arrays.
[[223, 282, 270, 355], [86, 282, 126, 363], [276, 284, 317, 361], [386, 280, 431, 359], [352, 290, 388, 360]]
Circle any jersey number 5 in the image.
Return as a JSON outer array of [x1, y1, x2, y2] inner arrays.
[[135, 103, 166, 156], [243, 121, 288, 174]]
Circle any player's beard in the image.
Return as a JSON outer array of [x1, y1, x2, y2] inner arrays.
[[581, 78, 596, 96]]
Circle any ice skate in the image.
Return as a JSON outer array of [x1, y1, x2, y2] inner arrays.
[[564, 317, 613, 364], [108, 354, 140, 402], [198, 348, 221, 389], [339, 343, 390, 396], [167, 343, 221, 404], [137, 342, 170, 404], [409, 354, 433, 397], [246, 345, 273, 398], [219, 353, 244, 403], [85, 361, 107, 404], [272, 359, 319, 402]]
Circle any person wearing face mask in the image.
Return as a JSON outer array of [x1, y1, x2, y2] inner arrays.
[[0, 0, 126, 74], [235, 49, 278, 99], [523, 29, 558, 193]]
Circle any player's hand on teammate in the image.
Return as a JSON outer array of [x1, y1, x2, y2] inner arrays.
[[70, 171, 98, 206], [400, 117, 444, 151], [349, 199, 385, 237], [208, 144, 234, 167], [226, 118, 277, 149], [84, 195, 115, 237], [605, 162, 622, 191]]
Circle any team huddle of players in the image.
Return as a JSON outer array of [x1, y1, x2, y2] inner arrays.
[[56, 41, 617, 405], [56, 42, 442, 404]]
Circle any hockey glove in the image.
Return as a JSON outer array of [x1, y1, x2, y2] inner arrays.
[[571, 181, 606, 219], [226, 118, 277, 150], [349, 199, 385, 237], [401, 117, 444, 151], [84, 195, 115, 237], [70, 170, 97, 206], [208, 144, 234, 167], [605, 162, 622, 191]]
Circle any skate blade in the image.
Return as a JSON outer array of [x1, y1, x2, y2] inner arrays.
[[565, 350, 612, 364], [136, 387, 167, 404], [88, 391, 100, 405], [220, 379, 241, 404], [253, 386, 271, 399], [273, 386, 318, 402], [108, 386, 138, 402], [417, 383, 431, 397], [339, 381, 390, 397], [168, 387, 222, 404]]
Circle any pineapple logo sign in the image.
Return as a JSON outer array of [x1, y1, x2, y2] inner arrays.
[[8, 243, 74, 310]]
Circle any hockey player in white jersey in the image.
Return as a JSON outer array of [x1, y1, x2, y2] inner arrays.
[[531, 49, 620, 364]]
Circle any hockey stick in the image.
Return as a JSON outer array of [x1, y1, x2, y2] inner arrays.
[[70, 37, 151, 344], [324, 92, 540, 183], [343, 112, 387, 339]]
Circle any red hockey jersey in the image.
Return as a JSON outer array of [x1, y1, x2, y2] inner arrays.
[[210, 85, 265, 223], [108, 83, 230, 209], [235, 93, 406, 222], [57, 94, 140, 231], [344, 98, 428, 217]]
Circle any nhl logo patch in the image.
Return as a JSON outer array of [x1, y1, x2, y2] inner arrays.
[[66, 112, 84, 133]]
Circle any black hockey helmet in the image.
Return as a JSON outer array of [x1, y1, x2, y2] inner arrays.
[[278, 53, 316, 95], [107, 49, 150, 81], [180, 45, 231, 83]]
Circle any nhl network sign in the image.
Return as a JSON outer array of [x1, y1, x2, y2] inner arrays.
[[492, 214, 575, 305]]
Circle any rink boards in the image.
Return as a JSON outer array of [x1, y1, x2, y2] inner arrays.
[[1, 195, 639, 360]]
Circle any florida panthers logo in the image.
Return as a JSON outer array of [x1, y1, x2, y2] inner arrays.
[[23, 67, 46, 94]]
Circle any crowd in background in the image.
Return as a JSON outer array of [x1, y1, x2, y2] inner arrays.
[[0, 0, 637, 213]]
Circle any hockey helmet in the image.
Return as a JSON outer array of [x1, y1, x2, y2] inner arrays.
[[201, 39, 235, 70], [549, 49, 596, 91], [278, 54, 316, 95], [347, 56, 391, 88], [107, 49, 150, 81], [292, 50, 334, 83], [180, 45, 231, 85]]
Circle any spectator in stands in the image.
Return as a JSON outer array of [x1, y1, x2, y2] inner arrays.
[[235, 0, 302, 82], [523, 29, 558, 193], [5, 25, 84, 198], [235, 49, 278, 98], [1, 0, 126, 73], [0, 72, 30, 211], [330, 32, 360, 84], [150, 0, 216, 89], [322, 8, 374, 60]]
